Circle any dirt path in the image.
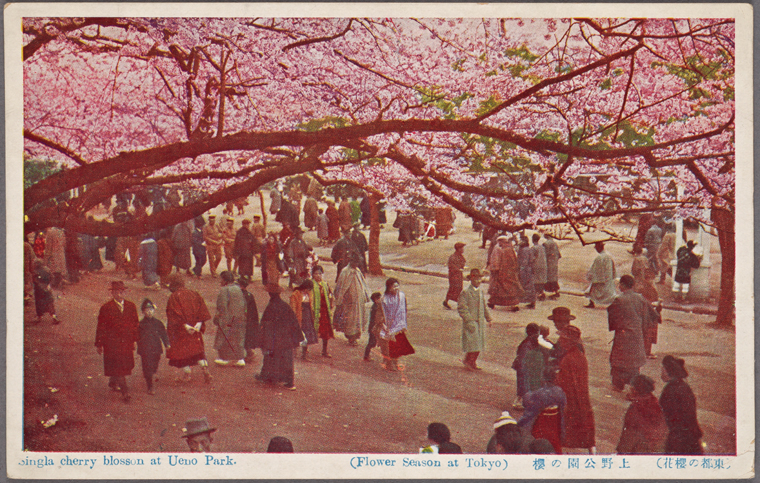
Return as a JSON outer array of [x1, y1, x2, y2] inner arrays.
[[22, 210, 735, 455]]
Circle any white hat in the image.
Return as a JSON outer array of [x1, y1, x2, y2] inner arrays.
[[493, 411, 517, 429]]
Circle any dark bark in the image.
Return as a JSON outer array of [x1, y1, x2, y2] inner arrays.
[[712, 206, 735, 326], [24, 158, 320, 237], [25, 116, 732, 212]]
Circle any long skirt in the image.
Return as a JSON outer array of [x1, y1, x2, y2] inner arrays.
[[259, 350, 294, 386], [488, 270, 522, 307], [388, 332, 415, 359], [300, 302, 318, 345], [317, 302, 334, 340], [446, 271, 464, 302], [531, 407, 563, 454]]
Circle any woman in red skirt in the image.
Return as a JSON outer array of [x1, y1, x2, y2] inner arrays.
[[517, 367, 567, 454], [378, 278, 415, 371]]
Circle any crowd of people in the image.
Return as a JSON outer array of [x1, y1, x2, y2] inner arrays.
[[25, 186, 708, 456]]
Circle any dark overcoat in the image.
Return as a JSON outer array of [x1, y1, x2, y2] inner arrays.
[[95, 299, 140, 377], [607, 290, 658, 370]]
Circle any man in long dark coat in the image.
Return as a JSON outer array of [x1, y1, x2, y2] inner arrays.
[[255, 284, 304, 390], [191, 216, 207, 278], [443, 242, 466, 309], [95, 281, 140, 402], [607, 275, 659, 391], [171, 220, 193, 273], [350, 224, 368, 274], [303, 195, 319, 230], [239, 276, 260, 362], [234, 219, 256, 278], [553, 324, 596, 454]]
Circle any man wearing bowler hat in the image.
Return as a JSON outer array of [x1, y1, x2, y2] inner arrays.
[[182, 417, 216, 453], [553, 323, 597, 454], [95, 281, 140, 402], [457, 269, 492, 371], [547, 307, 575, 333]]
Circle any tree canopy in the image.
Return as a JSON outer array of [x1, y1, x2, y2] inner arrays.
[[23, 17, 734, 238]]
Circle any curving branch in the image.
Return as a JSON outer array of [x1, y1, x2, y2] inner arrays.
[[25, 113, 734, 212], [24, 129, 88, 166], [475, 43, 644, 123], [283, 19, 354, 51]]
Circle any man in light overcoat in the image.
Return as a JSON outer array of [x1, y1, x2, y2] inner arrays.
[[458, 268, 492, 371]]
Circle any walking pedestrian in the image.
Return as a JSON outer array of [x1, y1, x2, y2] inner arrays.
[[585, 241, 616, 308], [32, 260, 60, 324], [138, 233, 161, 289], [517, 367, 567, 454], [543, 234, 562, 299], [660, 355, 704, 454], [137, 299, 170, 395], [95, 281, 140, 402], [238, 275, 260, 362], [553, 325, 596, 454], [165, 275, 212, 383], [171, 220, 193, 274], [255, 284, 304, 390], [191, 216, 207, 278], [234, 219, 256, 278], [311, 265, 335, 358], [291, 279, 319, 360], [363, 292, 383, 361], [333, 257, 370, 346], [531, 233, 548, 301], [616, 375, 667, 454], [443, 242, 466, 310], [607, 275, 659, 391], [203, 215, 223, 277], [378, 278, 415, 371], [458, 269, 492, 371], [213, 271, 247, 367], [512, 323, 546, 409], [486, 235, 522, 311], [517, 236, 537, 309], [672, 240, 701, 301]]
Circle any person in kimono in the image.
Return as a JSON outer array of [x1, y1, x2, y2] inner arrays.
[[213, 271, 248, 367], [585, 241, 616, 308]]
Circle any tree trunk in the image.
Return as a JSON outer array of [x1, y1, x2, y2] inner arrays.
[[368, 193, 383, 276], [712, 206, 735, 326], [258, 190, 267, 232]]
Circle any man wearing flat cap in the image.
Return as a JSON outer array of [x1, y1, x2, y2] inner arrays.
[[443, 242, 466, 310], [95, 281, 140, 402], [182, 417, 216, 453]]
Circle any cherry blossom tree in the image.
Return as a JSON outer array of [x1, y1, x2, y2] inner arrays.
[[22, 17, 735, 324]]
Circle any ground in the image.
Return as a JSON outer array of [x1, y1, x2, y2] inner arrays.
[[21, 204, 735, 455]]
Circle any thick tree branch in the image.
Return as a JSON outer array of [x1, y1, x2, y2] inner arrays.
[[24, 130, 88, 166]]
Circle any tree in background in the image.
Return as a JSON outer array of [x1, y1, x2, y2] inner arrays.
[[22, 17, 735, 324]]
